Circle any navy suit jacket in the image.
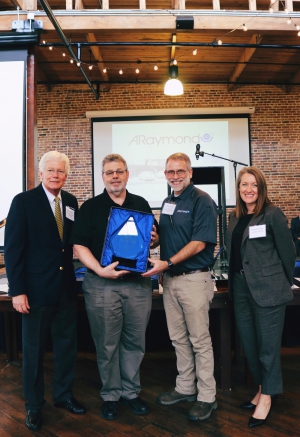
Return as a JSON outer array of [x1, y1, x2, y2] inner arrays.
[[4, 183, 78, 305], [225, 205, 295, 307]]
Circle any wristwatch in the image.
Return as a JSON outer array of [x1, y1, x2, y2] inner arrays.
[[167, 259, 173, 268]]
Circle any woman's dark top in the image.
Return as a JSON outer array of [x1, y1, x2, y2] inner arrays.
[[231, 214, 253, 272]]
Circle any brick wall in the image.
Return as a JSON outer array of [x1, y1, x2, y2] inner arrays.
[[0, 82, 299, 265], [37, 82, 300, 219]]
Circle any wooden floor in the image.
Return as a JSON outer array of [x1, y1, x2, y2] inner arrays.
[[0, 347, 299, 437]]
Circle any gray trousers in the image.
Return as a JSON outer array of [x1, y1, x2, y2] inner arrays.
[[233, 272, 286, 395], [82, 272, 152, 401]]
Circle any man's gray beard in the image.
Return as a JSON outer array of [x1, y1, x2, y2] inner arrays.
[[106, 183, 126, 196]]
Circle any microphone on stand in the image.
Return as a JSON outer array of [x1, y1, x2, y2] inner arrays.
[[195, 143, 201, 160]]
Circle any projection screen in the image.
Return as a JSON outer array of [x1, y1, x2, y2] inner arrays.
[[91, 110, 252, 209], [0, 50, 26, 251]]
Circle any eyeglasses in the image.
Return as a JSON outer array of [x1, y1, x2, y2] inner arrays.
[[102, 169, 127, 177], [45, 169, 65, 176], [164, 169, 187, 177]]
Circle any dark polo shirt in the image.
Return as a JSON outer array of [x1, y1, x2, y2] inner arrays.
[[70, 189, 156, 262], [159, 183, 217, 275]]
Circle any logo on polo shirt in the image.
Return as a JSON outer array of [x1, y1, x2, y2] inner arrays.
[[177, 210, 190, 213]]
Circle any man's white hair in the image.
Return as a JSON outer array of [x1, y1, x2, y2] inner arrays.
[[39, 151, 70, 175]]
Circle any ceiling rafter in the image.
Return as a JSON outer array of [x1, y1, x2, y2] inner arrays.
[[75, 0, 84, 9], [172, 0, 186, 8], [14, 0, 37, 9], [170, 33, 176, 64], [227, 33, 263, 91], [286, 69, 300, 92], [2, 13, 300, 32], [86, 32, 111, 90], [38, 0, 99, 99], [36, 62, 53, 91], [2, 1, 300, 92]]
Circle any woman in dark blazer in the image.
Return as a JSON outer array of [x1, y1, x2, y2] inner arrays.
[[225, 166, 295, 428]]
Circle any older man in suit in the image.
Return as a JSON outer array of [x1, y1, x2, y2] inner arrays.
[[4, 151, 86, 431]]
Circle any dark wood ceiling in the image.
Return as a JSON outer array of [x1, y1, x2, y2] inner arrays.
[[1, 0, 300, 93]]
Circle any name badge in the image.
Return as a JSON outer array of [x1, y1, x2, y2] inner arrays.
[[66, 206, 75, 221], [162, 202, 176, 215], [249, 224, 266, 239]]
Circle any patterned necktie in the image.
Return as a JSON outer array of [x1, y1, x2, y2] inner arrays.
[[54, 196, 63, 241]]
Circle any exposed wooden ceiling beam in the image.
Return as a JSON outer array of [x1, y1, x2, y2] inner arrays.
[[1, 13, 298, 32], [86, 32, 111, 89], [37, 64, 56, 91], [285, 70, 300, 93], [36, 63, 50, 81], [248, 0, 256, 11], [170, 33, 176, 63], [75, 0, 84, 9], [227, 34, 263, 91], [12, 0, 37, 9], [285, 0, 293, 11], [12, 0, 23, 8], [172, 0, 186, 8]]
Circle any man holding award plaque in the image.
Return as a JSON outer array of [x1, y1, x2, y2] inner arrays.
[[71, 154, 159, 421], [143, 152, 218, 423]]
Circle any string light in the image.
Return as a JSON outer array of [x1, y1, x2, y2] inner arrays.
[[210, 0, 298, 50], [41, 0, 299, 82]]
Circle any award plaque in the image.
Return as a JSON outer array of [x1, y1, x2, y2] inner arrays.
[[101, 207, 154, 273]]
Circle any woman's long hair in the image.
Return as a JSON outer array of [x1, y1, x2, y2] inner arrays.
[[235, 166, 272, 218]]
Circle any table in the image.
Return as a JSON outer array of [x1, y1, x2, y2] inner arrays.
[[1, 286, 300, 391]]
